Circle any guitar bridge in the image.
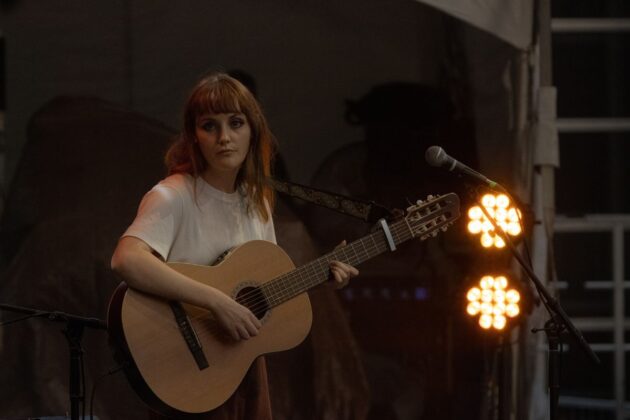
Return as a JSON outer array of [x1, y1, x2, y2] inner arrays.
[[169, 301, 209, 370]]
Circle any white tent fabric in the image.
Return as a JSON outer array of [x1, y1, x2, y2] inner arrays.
[[415, 0, 534, 50]]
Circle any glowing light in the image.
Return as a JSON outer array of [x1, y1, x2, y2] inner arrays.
[[468, 206, 483, 219], [467, 287, 481, 302], [481, 233, 494, 248], [466, 193, 524, 249], [481, 194, 496, 208], [468, 220, 483, 234], [479, 314, 493, 329], [481, 289, 494, 303], [493, 315, 507, 330], [506, 290, 520, 304], [496, 194, 510, 208], [493, 290, 506, 303], [480, 302, 493, 315], [465, 275, 521, 331], [494, 236, 506, 249], [467, 301, 481, 315], [506, 303, 520, 317], [480, 276, 493, 289]]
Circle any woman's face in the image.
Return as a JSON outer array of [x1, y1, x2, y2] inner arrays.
[[195, 112, 251, 178]]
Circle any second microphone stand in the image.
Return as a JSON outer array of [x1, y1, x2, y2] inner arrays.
[[0, 303, 107, 420]]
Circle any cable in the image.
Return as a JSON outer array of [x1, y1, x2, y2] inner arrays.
[[90, 365, 125, 420], [81, 349, 86, 420]]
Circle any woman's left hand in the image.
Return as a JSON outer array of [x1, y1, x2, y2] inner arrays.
[[330, 240, 359, 289]]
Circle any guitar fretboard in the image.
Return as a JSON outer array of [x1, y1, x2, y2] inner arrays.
[[261, 218, 414, 308]]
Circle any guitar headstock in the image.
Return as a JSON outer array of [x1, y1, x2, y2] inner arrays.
[[404, 193, 460, 240]]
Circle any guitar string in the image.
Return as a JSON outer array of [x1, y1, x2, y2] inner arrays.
[[184, 208, 443, 327], [204, 206, 449, 321], [189, 227, 397, 329], [220, 203, 445, 313], [181, 215, 454, 346], [198, 216, 409, 317], [185, 205, 447, 323]]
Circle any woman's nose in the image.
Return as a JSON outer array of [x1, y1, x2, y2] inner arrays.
[[218, 128, 230, 144]]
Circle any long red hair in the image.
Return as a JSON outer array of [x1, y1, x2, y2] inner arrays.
[[165, 72, 276, 221]]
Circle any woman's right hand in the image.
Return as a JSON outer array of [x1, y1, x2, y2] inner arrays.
[[112, 237, 262, 342], [208, 289, 262, 341]]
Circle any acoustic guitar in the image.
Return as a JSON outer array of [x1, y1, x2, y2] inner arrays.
[[107, 193, 460, 417]]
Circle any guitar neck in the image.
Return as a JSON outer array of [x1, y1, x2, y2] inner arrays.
[[262, 219, 413, 308]]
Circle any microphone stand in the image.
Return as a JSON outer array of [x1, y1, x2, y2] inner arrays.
[[0, 303, 107, 420], [466, 185, 600, 420]]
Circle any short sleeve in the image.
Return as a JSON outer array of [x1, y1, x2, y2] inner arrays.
[[264, 216, 277, 244], [122, 185, 183, 260], [263, 199, 277, 244]]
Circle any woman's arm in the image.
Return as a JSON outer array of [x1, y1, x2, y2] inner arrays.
[[111, 236, 261, 340]]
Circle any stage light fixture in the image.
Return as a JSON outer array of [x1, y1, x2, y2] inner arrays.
[[466, 193, 522, 249], [466, 275, 521, 331]]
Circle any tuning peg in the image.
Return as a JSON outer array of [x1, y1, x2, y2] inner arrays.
[[441, 226, 448, 232], [427, 195, 434, 200]]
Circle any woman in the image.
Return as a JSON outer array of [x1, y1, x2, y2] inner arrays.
[[110, 72, 358, 419]]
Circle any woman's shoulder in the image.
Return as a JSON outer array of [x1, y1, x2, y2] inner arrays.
[[157, 173, 194, 193], [143, 173, 194, 206]]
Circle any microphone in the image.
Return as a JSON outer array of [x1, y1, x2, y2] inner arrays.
[[425, 145, 500, 190]]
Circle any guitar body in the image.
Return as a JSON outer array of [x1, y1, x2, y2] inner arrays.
[[108, 240, 312, 417]]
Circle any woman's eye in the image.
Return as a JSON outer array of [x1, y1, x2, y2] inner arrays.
[[230, 118, 245, 129], [201, 122, 215, 131]]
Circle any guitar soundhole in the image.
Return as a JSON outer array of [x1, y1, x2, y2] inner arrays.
[[235, 286, 270, 320]]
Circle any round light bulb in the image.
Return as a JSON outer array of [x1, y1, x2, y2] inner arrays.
[[468, 206, 483, 220], [482, 194, 496, 208], [493, 315, 507, 330], [506, 290, 521, 303], [507, 223, 522, 236], [493, 302, 506, 316], [479, 314, 493, 329], [495, 276, 508, 289], [481, 233, 494, 248], [494, 290, 506, 303], [480, 276, 493, 289], [506, 303, 520, 317], [481, 290, 494, 303], [480, 302, 493, 315], [468, 220, 483, 234], [467, 301, 481, 316], [466, 287, 481, 302], [496, 194, 510, 208], [508, 208, 519, 223]]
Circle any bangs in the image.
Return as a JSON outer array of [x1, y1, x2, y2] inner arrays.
[[192, 82, 245, 119]]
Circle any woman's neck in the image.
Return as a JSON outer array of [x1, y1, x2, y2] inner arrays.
[[200, 168, 238, 193]]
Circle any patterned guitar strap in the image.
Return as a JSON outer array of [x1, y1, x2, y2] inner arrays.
[[269, 178, 395, 223]]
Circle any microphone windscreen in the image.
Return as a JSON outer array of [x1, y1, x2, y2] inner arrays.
[[425, 145, 446, 167]]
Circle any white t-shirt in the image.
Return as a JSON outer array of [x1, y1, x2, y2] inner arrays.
[[123, 173, 276, 265]]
